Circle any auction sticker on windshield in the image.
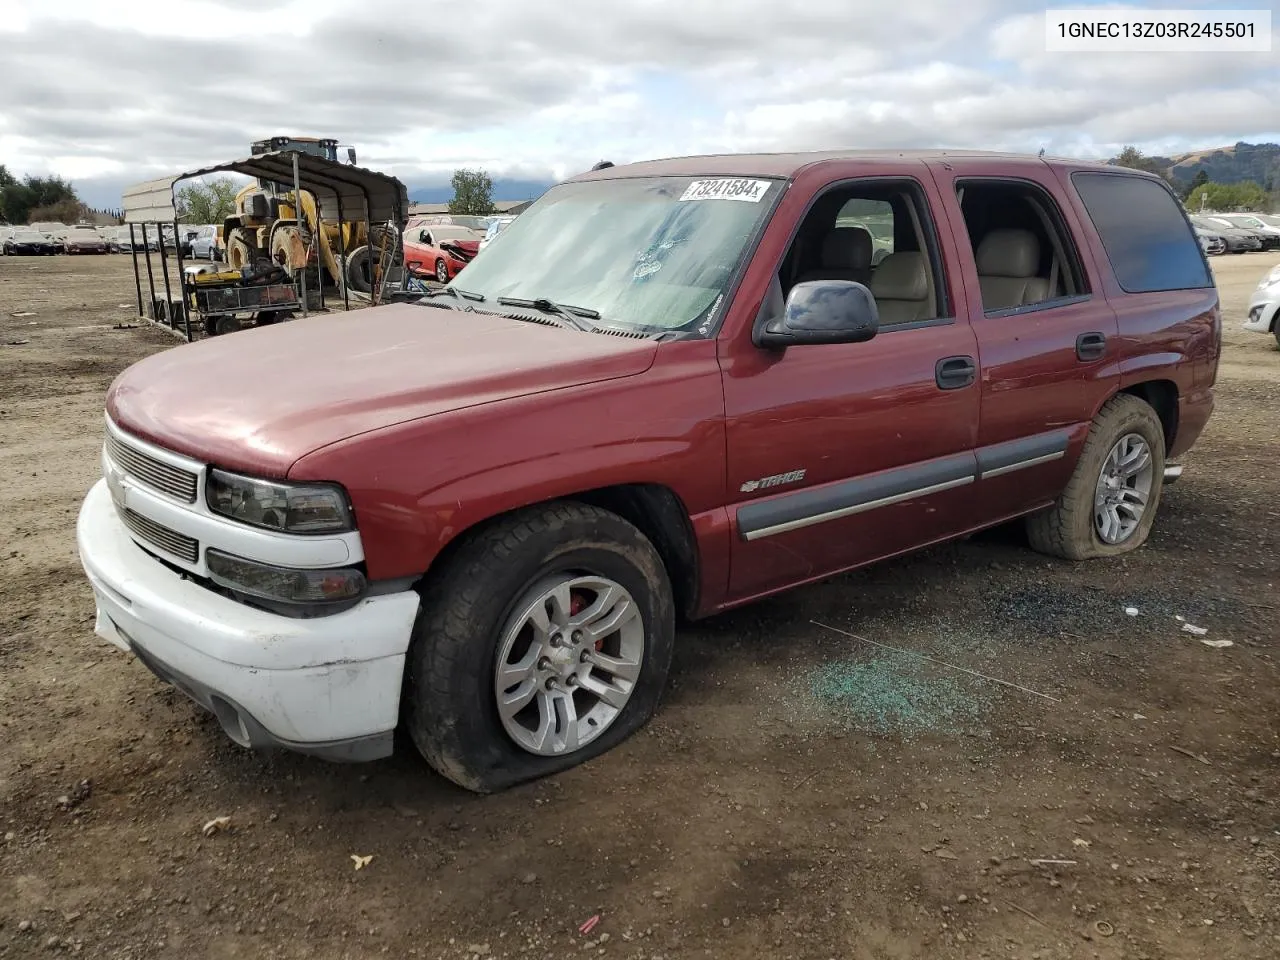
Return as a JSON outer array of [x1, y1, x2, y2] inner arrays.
[[678, 179, 772, 202]]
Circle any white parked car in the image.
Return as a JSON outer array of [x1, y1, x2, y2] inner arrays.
[[1244, 262, 1280, 347], [187, 225, 222, 260]]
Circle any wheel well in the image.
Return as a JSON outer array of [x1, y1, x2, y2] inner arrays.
[[569, 484, 699, 620], [419, 484, 700, 621], [1120, 379, 1178, 451]]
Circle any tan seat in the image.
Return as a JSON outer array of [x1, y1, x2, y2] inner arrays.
[[869, 251, 931, 325], [795, 226, 873, 286], [976, 229, 1049, 310]]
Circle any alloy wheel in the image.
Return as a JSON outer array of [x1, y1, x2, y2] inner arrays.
[[493, 575, 644, 756], [1094, 433, 1154, 544]]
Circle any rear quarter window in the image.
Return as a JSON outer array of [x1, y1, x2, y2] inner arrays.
[[1071, 172, 1211, 293]]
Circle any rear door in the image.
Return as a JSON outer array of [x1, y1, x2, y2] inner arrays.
[[718, 164, 981, 601], [924, 158, 1120, 524]]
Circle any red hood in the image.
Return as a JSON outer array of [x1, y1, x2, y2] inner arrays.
[[107, 304, 657, 477]]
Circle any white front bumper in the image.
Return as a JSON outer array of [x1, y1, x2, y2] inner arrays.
[[1243, 294, 1278, 333], [77, 480, 420, 760]]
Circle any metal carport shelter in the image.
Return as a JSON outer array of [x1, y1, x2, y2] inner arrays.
[[122, 151, 409, 341]]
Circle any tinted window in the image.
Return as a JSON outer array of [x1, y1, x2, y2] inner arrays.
[[1071, 173, 1210, 293]]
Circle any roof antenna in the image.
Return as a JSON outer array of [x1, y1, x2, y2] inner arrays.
[[1038, 147, 1046, 158], [590, 160, 614, 171]]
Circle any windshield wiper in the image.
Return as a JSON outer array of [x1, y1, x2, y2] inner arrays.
[[428, 286, 485, 302], [496, 296, 599, 332], [417, 286, 485, 312]]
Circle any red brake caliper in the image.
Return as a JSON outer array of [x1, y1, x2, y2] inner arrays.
[[569, 590, 604, 650]]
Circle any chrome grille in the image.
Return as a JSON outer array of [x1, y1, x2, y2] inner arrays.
[[121, 509, 199, 564], [107, 432, 198, 503]]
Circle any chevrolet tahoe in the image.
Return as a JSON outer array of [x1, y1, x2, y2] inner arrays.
[[77, 150, 1220, 792]]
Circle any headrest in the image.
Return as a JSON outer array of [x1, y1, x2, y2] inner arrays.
[[870, 251, 928, 301], [976, 228, 1040, 279], [821, 227, 873, 270]]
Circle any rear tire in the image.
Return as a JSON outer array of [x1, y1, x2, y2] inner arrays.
[[1026, 394, 1165, 560], [404, 502, 675, 793], [344, 246, 372, 293]]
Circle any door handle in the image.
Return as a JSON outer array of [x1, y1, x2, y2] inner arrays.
[[935, 355, 976, 390], [1076, 331, 1106, 361]]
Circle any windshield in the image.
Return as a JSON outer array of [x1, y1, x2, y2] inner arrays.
[[14, 232, 44, 241], [445, 175, 780, 334]]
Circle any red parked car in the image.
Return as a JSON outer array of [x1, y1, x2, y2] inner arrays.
[[78, 150, 1219, 792], [402, 221, 481, 282], [63, 224, 110, 254]]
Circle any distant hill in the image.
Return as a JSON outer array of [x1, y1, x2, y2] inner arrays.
[[1154, 141, 1280, 188], [409, 178, 555, 204]]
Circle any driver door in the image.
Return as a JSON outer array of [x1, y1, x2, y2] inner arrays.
[[718, 169, 981, 600]]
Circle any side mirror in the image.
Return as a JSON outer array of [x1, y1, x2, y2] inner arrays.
[[418, 230, 431, 244], [756, 280, 879, 349]]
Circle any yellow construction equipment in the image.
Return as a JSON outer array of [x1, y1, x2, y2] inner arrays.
[[221, 137, 383, 293]]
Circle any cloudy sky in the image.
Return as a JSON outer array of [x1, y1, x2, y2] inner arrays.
[[1, 0, 1276, 207]]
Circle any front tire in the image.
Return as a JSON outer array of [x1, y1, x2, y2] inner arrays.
[[434, 258, 449, 283], [1027, 394, 1165, 560], [405, 502, 675, 793], [226, 229, 256, 271]]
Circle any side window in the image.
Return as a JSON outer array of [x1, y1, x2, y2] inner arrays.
[[1071, 172, 1211, 293], [955, 179, 1088, 314], [776, 180, 949, 328]]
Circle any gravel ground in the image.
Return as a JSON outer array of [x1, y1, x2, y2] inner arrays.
[[0, 252, 1277, 960]]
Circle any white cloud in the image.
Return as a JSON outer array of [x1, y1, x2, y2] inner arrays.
[[0, 0, 1276, 208]]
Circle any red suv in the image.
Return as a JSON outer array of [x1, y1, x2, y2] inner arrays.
[[78, 151, 1219, 792]]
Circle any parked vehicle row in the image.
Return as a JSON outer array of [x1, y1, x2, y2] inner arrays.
[[80, 150, 1222, 793], [0, 221, 167, 254], [1190, 214, 1274, 254]]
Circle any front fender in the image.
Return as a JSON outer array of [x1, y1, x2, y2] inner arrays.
[[288, 341, 728, 583]]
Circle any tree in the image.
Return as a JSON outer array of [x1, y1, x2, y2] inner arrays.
[[28, 198, 89, 224], [23, 175, 78, 212], [447, 168, 495, 216], [1180, 168, 1210, 201], [175, 177, 239, 224], [1, 174, 80, 224], [1186, 179, 1268, 212], [0, 165, 15, 224], [1110, 146, 1172, 183]]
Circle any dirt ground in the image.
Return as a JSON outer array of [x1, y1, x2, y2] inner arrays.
[[1, 251, 1277, 960]]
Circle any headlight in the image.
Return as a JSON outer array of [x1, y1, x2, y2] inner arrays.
[[206, 468, 354, 534], [206, 549, 366, 607]]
